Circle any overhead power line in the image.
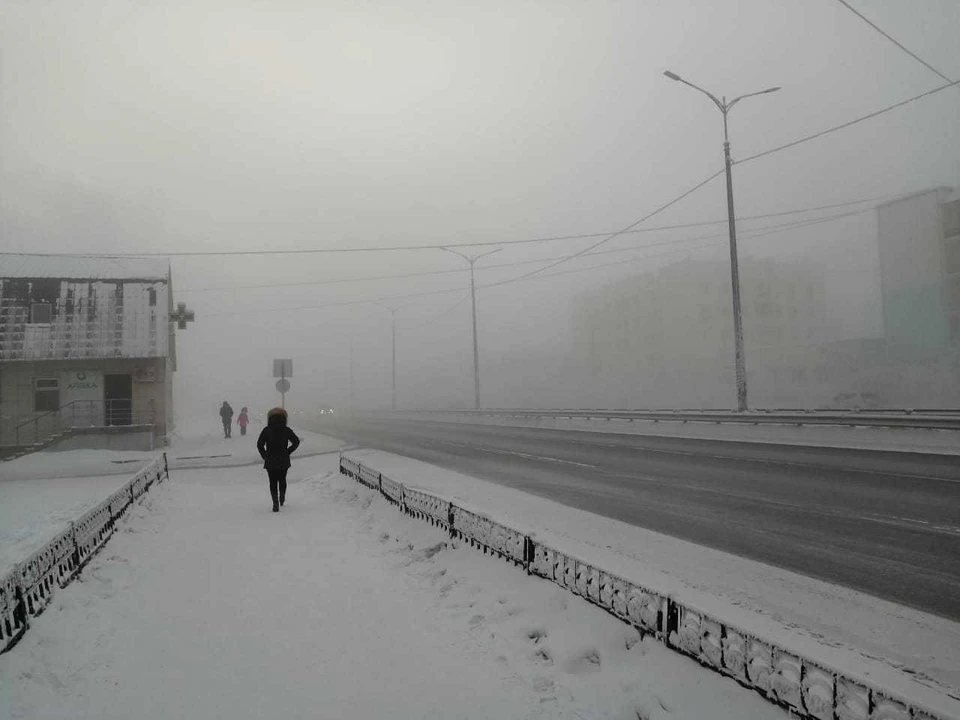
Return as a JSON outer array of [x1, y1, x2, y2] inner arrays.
[[181, 203, 878, 294], [834, 0, 958, 86], [737, 78, 960, 166], [206, 205, 873, 318], [482, 169, 726, 289], [0, 193, 887, 263]]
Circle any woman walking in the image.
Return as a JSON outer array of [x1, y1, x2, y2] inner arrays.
[[237, 406, 249, 436], [256, 407, 300, 512]]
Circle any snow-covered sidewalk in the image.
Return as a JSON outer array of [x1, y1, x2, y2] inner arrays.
[[0, 425, 344, 575], [0, 453, 787, 719]]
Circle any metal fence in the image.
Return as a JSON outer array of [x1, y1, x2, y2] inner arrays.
[[401, 408, 960, 431], [0, 454, 169, 655], [339, 453, 955, 720]]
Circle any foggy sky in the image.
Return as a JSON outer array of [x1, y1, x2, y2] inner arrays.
[[2, 0, 959, 418]]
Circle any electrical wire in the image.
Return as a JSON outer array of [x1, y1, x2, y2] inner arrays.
[[736, 78, 960, 166], [0, 192, 884, 262], [481, 169, 725, 290], [174, 192, 892, 293], [834, 0, 958, 85], [205, 205, 872, 318], [399, 293, 472, 331]]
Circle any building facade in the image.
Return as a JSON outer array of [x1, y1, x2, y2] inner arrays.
[[0, 257, 178, 449], [876, 187, 960, 353]]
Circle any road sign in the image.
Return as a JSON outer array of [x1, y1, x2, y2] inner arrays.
[[276, 378, 291, 394], [273, 359, 293, 378]]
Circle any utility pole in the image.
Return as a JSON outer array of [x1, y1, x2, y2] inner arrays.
[[441, 247, 501, 409], [663, 70, 780, 412], [349, 337, 355, 411], [390, 308, 397, 411]]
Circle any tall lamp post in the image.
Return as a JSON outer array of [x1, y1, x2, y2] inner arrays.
[[388, 307, 397, 411], [441, 247, 502, 409], [663, 70, 779, 412]]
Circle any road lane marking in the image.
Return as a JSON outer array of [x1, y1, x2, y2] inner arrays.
[[480, 447, 598, 468]]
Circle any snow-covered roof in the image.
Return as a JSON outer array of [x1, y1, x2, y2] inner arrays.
[[0, 255, 170, 282]]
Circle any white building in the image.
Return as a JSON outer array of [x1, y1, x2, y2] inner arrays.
[[876, 187, 960, 353], [0, 257, 185, 453]]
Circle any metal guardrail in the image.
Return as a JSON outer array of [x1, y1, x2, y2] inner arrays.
[[340, 453, 957, 720], [402, 408, 960, 431], [0, 454, 169, 655]]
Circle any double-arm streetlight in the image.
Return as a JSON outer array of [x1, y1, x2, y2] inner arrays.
[[441, 247, 502, 409], [663, 70, 779, 412]]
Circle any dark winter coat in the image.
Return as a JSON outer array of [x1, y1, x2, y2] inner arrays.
[[257, 409, 300, 470], [219, 402, 234, 421]]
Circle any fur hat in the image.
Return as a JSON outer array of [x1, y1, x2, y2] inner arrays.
[[267, 407, 287, 420]]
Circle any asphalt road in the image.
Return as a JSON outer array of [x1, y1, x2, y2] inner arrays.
[[306, 415, 960, 620]]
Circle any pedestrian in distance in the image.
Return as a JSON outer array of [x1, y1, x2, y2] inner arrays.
[[257, 407, 300, 513], [237, 406, 249, 436], [219, 400, 234, 439]]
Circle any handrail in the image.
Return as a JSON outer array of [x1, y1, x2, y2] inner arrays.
[[392, 408, 960, 431], [12, 399, 157, 447]]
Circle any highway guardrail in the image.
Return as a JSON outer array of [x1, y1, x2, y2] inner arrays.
[[399, 408, 960, 431]]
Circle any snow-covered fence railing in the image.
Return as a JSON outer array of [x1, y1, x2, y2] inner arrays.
[[338, 453, 957, 720], [0, 453, 169, 655]]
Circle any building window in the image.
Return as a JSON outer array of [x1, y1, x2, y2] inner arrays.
[[34, 378, 60, 411], [148, 287, 157, 306], [30, 303, 52, 324]]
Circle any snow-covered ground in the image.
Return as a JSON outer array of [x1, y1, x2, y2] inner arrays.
[[0, 421, 344, 575], [0, 452, 788, 720], [348, 449, 960, 717], [3, 422, 958, 718], [395, 412, 960, 455]]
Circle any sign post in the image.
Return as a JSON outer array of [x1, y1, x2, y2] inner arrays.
[[273, 359, 293, 409]]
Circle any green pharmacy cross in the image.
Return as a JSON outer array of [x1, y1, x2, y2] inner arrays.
[[172, 302, 196, 330]]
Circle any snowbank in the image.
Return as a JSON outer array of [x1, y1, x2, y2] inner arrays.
[[346, 449, 960, 719], [0, 455, 787, 719]]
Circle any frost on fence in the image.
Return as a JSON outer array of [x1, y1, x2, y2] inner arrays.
[[74, 499, 115, 568], [407, 488, 449, 527], [379, 474, 404, 506], [0, 569, 25, 652], [18, 524, 76, 617], [339, 455, 958, 720], [357, 464, 380, 490], [0, 454, 169, 655]]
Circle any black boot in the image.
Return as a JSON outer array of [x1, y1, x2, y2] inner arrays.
[[272, 502, 279, 512]]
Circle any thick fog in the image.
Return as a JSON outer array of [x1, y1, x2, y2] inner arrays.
[[2, 1, 959, 418]]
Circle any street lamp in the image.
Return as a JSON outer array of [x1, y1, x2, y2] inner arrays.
[[388, 307, 397, 411], [441, 247, 502, 409], [663, 70, 780, 412]]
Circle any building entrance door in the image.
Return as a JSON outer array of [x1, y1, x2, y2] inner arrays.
[[104, 374, 132, 426]]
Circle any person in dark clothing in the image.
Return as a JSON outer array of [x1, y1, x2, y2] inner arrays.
[[256, 407, 300, 512], [219, 401, 234, 438]]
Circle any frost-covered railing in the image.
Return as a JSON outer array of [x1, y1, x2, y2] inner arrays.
[[0, 454, 169, 655], [339, 453, 954, 720]]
